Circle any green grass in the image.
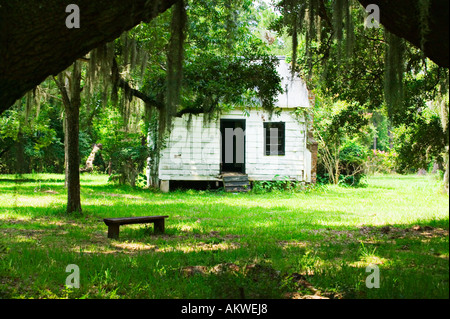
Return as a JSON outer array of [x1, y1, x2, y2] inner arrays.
[[0, 173, 448, 299]]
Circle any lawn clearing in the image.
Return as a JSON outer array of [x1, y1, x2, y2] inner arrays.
[[0, 173, 448, 299]]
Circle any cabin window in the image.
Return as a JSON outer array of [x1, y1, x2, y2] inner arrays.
[[264, 122, 285, 156]]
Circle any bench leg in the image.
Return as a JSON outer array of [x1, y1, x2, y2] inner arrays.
[[108, 224, 120, 239], [154, 219, 165, 234]]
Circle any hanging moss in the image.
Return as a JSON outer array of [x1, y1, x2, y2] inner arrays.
[[417, 0, 431, 52], [289, 0, 302, 78], [344, 0, 354, 58], [224, 0, 237, 52], [24, 91, 32, 124], [333, 0, 344, 42], [384, 31, 405, 117], [164, 0, 187, 137], [437, 77, 449, 133]]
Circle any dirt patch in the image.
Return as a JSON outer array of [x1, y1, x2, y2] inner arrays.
[[278, 240, 308, 249], [210, 263, 240, 274], [308, 225, 448, 243], [181, 266, 209, 277], [97, 192, 144, 200], [0, 227, 60, 241], [41, 190, 58, 194], [112, 242, 158, 252], [283, 272, 343, 299], [284, 292, 329, 299], [157, 241, 240, 254], [361, 225, 449, 239]]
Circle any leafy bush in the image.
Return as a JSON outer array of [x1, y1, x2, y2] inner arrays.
[[338, 141, 369, 186], [252, 175, 313, 193], [366, 149, 398, 174]]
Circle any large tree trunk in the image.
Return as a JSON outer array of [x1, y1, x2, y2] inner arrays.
[[357, 0, 449, 68], [444, 147, 449, 195], [54, 62, 82, 214], [66, 61, 82, 213], [64, 114, 69, 188], [0, 0, 178, 115]]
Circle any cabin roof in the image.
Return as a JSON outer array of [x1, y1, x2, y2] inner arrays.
[[274, 56, 310, 109]]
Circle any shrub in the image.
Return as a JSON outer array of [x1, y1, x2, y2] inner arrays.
[[366, 149, 398, 174], [338, 141, 369, 186], [252, 176, 308, 193]]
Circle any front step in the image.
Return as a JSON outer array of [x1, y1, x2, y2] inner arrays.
[[223, 174, 251, 192]]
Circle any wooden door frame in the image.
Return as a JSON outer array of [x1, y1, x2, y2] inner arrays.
[[220, 119, 246, 174]]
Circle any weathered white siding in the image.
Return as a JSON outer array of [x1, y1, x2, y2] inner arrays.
[[159, 115, 221, 181], [158, 108, 309, 182]]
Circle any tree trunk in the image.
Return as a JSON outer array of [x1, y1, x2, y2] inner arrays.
[[66, 61, 82, 213], [64, 114, 69, 188], [54, 62, 82, 214], [444, 147, 449, 195], [15, 132, 26, 174]]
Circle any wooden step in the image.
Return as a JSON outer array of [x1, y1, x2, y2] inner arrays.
[[223, 174, 250, 192], [224, 181, 250, 187], [225, 186, 250, 193], [223, 175, 249, 182]]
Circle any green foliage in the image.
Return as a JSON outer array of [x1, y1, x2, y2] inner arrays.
[[393, 116, 448, 173], [0, 96, 65, 174], [338, 140, 369, 186], [271, 1, 449, 188], [312, 95, 372, 186], [252, 175, 314, 193], [94, 108, 147, 186], [366, 149, 398, 174]]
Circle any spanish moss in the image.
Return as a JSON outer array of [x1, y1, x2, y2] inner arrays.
[[384, 31, 405, 117], [164, 0, 187, 136]]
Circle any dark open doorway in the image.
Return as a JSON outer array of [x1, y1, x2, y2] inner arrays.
[[220, 119, 246, 174]]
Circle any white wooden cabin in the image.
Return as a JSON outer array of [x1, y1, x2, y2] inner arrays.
[[148, 56, 315, 192]]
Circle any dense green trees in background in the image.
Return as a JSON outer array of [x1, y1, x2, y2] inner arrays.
[[267, 0, 448, 186], [0, 0, 282, 183]]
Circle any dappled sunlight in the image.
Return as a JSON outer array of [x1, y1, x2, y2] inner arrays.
[[157, 241, 240, 254], [66, 236, 241, 255], [113, 241, 158, 251], [0, 215, 33, 223], [278, 240, 308, 249], [1, 231, 39, 245], [349, 256, 389, 268]]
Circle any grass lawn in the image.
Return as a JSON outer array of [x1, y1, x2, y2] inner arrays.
[[0, 173, 448, 299]]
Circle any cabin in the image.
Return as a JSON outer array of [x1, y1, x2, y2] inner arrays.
[[147, 56, 318, 192]]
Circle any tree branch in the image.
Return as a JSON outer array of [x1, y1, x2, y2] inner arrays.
[[111, 57, 164, 110]]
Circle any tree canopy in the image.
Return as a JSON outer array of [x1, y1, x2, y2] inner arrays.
[[0, 0, 448, 115]]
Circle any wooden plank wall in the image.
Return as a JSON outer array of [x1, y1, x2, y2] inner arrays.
[[158, 109, 309, 182]]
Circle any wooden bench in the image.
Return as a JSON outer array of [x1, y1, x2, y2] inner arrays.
[[103, 216, 169, 239]]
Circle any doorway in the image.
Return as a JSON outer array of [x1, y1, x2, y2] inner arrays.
[[220, 119, 246, 174]]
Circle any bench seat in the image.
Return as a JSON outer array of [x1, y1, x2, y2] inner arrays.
[[103, 216, 169, 239]]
